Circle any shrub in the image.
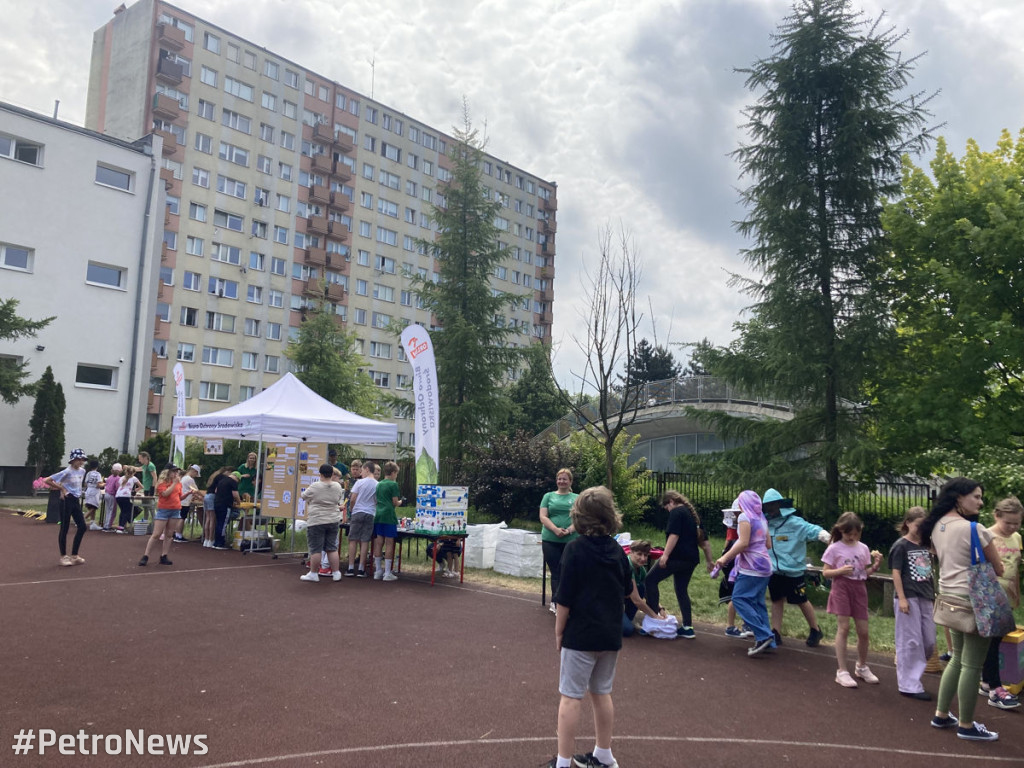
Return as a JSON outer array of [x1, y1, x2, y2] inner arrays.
[[569, 429, 649, 525]]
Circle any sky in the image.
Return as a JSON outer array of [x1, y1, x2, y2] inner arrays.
[[4, 0, 1024, 391]]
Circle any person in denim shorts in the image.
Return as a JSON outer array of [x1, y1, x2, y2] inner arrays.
[[299, 464, 345, 583], [345, 461, 377, 577], [139, 467, 182, 567]]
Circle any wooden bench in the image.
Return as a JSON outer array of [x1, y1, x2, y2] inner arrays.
[[806, 565, 896, 617]]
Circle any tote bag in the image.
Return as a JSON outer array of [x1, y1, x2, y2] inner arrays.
[[967, 522, 1016, 638]]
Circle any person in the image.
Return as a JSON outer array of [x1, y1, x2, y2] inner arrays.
[[347, 459, 363, 493], [373, 460, 403, 582], [139, 467, 182, 566], [979, 496, 1022, 709], [645, 490, 713, 639], [236, 452, 259, 501], [547, 486, 660, 768], [176, 464, 201, 542], [83, 459, 104, 531], [921, 477, 1004, 741], [622, 540, 654, 637], [114, 466, 143, 532], [821, 511, 882, 688], [135, 451, 157, 497], [45, 448, 89, 566], [102, 463, 122, 530], [718, 498, 751, 638], [763, 488, 829, 647], [202, 466, 231, 547], [345, 461, 377, 577], [714, 490, 775, 656], [328, 448, 348, 484], [888, 506, 936, 700], [299, 464, 345, 582], [427, 537, 463, 577], [213, 471, 242, 550], [540, 468, 579, 615]]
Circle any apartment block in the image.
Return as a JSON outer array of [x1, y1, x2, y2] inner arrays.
[[0, 101, 164, 478], [85, 0, 558, 450]]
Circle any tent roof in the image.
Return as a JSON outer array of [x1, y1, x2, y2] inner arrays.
[[170, 372, 397, 444]]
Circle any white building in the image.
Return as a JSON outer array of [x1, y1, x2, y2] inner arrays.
[[0, 101, 164, 486]]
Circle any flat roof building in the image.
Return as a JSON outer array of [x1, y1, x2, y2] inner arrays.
[[85, 0, 558, 451]]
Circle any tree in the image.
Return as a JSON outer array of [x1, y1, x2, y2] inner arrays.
[[502, 343, 566, 436], [413, 108, 522, 465], [623, 339, 681, 385], [564, 223, 643, 491], [876, 131, 1024, 468], [698, 0, 932, 514], [284, 298, 378, 418], [0, 298, 53, 404], [26, 366, 65, 476]]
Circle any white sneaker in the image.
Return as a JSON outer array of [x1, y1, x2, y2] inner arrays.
[[203, 540, 212, 548], [549, 601, 558, 614], [332, 571, 342, 582], [382, 572, 398, 582], [300, 572, 320, 582], [89, 522, 103, 531], [373, 569, 384, 580]]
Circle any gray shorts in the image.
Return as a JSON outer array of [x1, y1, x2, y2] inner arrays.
[[307, 522, 340, 554], [558, 648, 619, 699], [348, 513, 374, 542]]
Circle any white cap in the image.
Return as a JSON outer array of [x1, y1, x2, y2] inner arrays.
[[188, 464, 202, 473], [111, 463, 123, 472]]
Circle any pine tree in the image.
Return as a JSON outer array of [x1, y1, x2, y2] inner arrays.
[[0, 298, 53, 404], [413, 110, 522, 465], [623, 339, 681, 385], [503, 344, 566, 437], [701, 0, 932, 513], [26, 366, 65, 476]]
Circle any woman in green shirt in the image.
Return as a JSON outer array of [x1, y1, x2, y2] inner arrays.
[[237, 452, 258, 500], [539, 467, 578, 614]]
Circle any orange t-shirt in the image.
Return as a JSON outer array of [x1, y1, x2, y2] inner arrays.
[[157, 481, 182, 511]]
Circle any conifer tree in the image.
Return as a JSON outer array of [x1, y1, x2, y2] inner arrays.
[[0, 298, 53, 404], [26, 366, 65, 476]]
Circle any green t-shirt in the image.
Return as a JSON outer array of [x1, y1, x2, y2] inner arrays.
[[140, 462, 156, 493], [375, 478, 401, 525], [237, 463, 258, 498], [540, 491, 579, 543]]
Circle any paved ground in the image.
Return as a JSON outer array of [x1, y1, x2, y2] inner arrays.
[[0, 509, 1021, 767]]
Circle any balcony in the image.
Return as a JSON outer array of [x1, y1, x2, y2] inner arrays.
[[158, 166, 175, 190], [155, 56, 184, 85], [313, 123, 355, 154], [304, 279, 345, 302], [307, 215, 332, 235], [540, 265, 554, 280], [542, 195, 557, 212], [327, 191, 350, 213], [155, 129, 180, 159], [304, 245, 328, 266], [542, 217, 557, 234], [152, 93, 180, 121], [156, 23, 186, 51], [308, 183, 330, 205], [310, 153, 333, 174], [157, 282, 171, 301]]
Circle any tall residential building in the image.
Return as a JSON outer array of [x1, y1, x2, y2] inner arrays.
[[85, 0, 558, 450], [0, 101, 164, 484]]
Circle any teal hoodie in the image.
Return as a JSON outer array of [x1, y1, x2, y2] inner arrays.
[[763, 488, 828, 576]]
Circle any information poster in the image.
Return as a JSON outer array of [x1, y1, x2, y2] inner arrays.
[[259, 442, 327, 518]]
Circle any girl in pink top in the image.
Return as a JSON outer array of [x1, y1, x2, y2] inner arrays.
[[822, 512, 882, 688]]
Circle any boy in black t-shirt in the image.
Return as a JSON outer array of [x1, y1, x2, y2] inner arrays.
[[548, 487, 659, 768]]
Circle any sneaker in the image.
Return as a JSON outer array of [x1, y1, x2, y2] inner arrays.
[[738, 625, 754, 639], [772, 628, 783, 646], [89, 522, 103, 531], [930, 714, 958, 729], [855, 663, 879, 684], [138, 555, 149, 567], [373, 568, 384, 580], [748, 636, 775, 657], [71, 555, 85, 565], [939, 652, 952, 662], [59, 555, 74, 567], [725, 626, 743, 638], [345, 568, 356, 578], [356, 569, 367, 578], [203, 540, 213, 548], [332, 571, 342, 582], [383, 572, 398, 582], [159, 555, 172, 566], [900, 690, 932, 701], [213, 545, 231, 550], [573, 753, 619, 768], [978, 682, 992, 696], [957, 722, 998, 742], [677, 626, 696, 639], [806, 627, 824, 647], [114, 527, 125, 534], [835, 670, 858, 688], [318, 567, 332, 576], [549, 601, 558, 614], [988, 687, 1020, 710], [300, 572, 320, 582]]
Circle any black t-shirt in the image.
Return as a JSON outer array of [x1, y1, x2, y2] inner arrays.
[[887, 537, 935, 601], [214, 476, 238, 509], [556, 535, 633, 652], [665, 506, 700, 563]]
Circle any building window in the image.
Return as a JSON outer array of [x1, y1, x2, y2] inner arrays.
[[202, 346, 234, 366], [224, 76, 254, 101], [222, 108, 251, 134], [270, 257, 285, 276], [241, 351, 258, 370], [283, 101, 297, 119], [0, 134, 41, 166], [376, 227, 397, 246], [205, 311, 235, 333], [353, 308, 366, 325], [192, 167, 210, 188], [208, 277, 239, 299], [284, 69, 299, 88], [199, 381, 230, 402], [247, 285, 263, 304], [213, 210, 244, 233], [279, 162, 292, 181], [218, 142, 249, 167], [180, 306, 198, 326], [274, 226, 288, 244], [268, 290, 283, 307], [264, 60, 279, 79], [239, 385, 255, 401], [86, 262, 125, 289], [266, 322, 282, 340], [176, 342, 195, 362], [204, 32, 220, 53], [281, 131, 295, 150], [189, 202, 207, 222], [0, 243, 32, 272], [75, 364, 116, 389], [369, 342, 391, 359], [197, 99, 215, 120], [370, 370, 389, 388], [244, 318, 261, 336], [95, 164, 132, 191], [185, 237, 204, 257], [372, 312, 391, 329], [200, 65, 217, 87], [264, 355, 280, 373]]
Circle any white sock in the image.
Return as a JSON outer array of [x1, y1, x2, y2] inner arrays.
[[321, 553, 329, 568], [374, 556, 382, 572], [556, 756, 571, 768], [593, 747, 614, 766], [384, 558, 393, 574]]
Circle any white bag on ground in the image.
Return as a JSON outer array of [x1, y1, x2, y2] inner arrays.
[[641, 614, 680, 639], [492, 528, 543, 578]]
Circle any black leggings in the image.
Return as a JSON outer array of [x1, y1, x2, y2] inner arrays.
[[542, 541, 568, 603], [116, 497, 138, 528], [982, 635, 1005, 688], [58, 495, 87, 556], [645, 559, 698, 627]]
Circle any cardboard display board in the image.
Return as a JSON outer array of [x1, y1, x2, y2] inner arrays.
[[260, 442, 327, 518]]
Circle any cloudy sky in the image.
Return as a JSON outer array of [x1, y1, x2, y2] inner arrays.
[[4, 0, 1024, 389]]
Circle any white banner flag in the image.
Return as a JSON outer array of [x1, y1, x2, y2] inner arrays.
[[172, 363, 186, 467], [400, 324, 439, 484]]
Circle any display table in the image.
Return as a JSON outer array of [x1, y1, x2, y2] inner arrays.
[[234, 502, 278, 555], [395, 529, 468, 585]]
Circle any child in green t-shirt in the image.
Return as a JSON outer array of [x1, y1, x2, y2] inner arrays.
[[373, 461, 403, 582]]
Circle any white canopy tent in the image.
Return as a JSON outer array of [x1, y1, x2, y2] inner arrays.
[[170, 372, 397, 444]]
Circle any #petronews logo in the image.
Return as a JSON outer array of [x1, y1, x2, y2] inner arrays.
[[10, 728, 208, 756]]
